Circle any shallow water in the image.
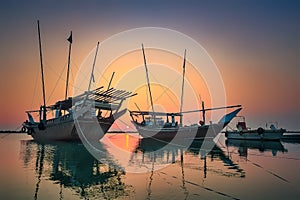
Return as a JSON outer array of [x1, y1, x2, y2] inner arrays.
[[0, 133, 299, 200]]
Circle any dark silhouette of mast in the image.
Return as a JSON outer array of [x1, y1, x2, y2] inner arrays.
[[65, 31, 72, 100], [179, 49, 186, 126], [37, 20, 46, 121], [199, 95, 206, 125], [88, 42, 100, 92], [107, 71, 115, 90], [141, 44, 156, 124], [34, 144, 45, 200]]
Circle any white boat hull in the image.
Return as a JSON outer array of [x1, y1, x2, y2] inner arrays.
[[225, 130, 285, 140]]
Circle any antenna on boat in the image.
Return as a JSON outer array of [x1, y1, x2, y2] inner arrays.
[[88, 42, 100, 92], [179, 49, 186, 126], [37, 20, 47, 121], [65, 31, 72, 100], [107, 71, 115, 90], [141, 44, 156, 124]]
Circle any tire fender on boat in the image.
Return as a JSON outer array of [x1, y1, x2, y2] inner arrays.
[[21, 126, 27, 133], [257, 127, 264, 135]]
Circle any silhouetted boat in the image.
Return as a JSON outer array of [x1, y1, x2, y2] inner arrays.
[[129, 44, 242, 140], [22, 21, 135, 141], [224, 116, 286, 140]]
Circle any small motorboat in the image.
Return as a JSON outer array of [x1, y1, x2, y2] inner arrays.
[[224, 116, 286, 140]]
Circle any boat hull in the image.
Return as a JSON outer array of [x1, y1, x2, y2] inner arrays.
[[28, 119, 113, 142], [225, 129, 285, 141], [132, 108, 242, 141], [134, 123, 224, 141], [30, 119, 77, 141]]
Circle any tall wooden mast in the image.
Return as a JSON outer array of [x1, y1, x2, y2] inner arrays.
[[201, 98, 206, 125], [141, 44, 156, 123], [37, 20, 47, 121], [88, 42, 100, 92], [179, 49, 186, 126], [65, 31, 72, 100]]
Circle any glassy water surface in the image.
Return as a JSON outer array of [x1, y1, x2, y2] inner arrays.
[[0, 133, 299, 200]]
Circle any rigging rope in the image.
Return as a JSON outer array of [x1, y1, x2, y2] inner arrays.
[[46, 62, 66, 104], [30, 68, 39, 110], [148, 70, 181, 108]]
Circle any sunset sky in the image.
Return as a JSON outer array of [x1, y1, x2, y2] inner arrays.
[[0, 0, 299, 130]]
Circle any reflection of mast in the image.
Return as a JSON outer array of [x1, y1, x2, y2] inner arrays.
[[51, 144, 64, 199], [20, 140, 32, 167], [180, 149, 189, 200], [200, 154, 207, 179], [34, 144, 45, 200], [59, 183, 63, 200], [146, 155, 155, 200]]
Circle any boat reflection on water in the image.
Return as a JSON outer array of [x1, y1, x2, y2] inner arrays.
[[132, 138, 245, 178], [188, 140, 245, 178], [19, 140, 133, 200], [130, 138, 245, 199], [226, 139, 288, 158]]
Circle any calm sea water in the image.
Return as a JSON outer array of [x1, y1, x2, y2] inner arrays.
[[0, 133, 299, 200]]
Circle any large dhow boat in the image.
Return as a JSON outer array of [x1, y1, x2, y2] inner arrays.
[[22, 21, 136, 141], [129, 45, 242, 141]]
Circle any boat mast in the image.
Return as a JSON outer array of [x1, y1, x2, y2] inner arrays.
[[199, 95, 206, 125], [141, 44, 156, 123], [37, 20, 47, 121], [179, 49, 186, 126], [107, 71, 115, 90], [202, 100, 206, 125], [88, 42, 100, 92], [65, 31, 72, 100]]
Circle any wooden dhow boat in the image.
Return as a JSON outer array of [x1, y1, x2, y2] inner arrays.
[[22, 21, 136, 141], [129, 44, 242, 141]]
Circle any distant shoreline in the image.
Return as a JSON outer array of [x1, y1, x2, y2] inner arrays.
[[0, 130, 24, 133], [0, 130, 138, 134]]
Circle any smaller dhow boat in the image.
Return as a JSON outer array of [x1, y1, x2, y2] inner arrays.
[[22, 21, 136, 141], [224, 116, 286, 140], [129, 44, 242, 141]]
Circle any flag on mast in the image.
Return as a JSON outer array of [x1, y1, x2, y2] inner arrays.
[[67, 31, 72, 43]]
